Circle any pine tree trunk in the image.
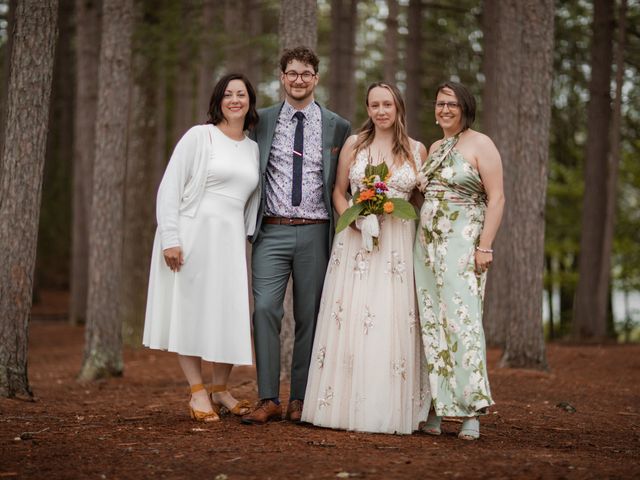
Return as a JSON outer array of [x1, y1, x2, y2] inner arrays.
[[405, 0, 423, 138], [328, 0, 357, 121], [383, 0, 399, 84], [0, 0, 58, 398], [279, 0, 317, 51], [499, 0, 553, 369], [121, 3, 165, 347], [0, 0, 16, 161], [70, 0, 101, 325], [481, 0, 517, 348], [559, 257, 575, 336], [172, 1, 198, 142], [196, 0, 216, 119], [482, 0, 552, 369], [79, 0, 134, 381], [38, 0, 75, 291], [278, 0, 317, 380], [572, 0, 615, 340], [245, 0, 263, 87]]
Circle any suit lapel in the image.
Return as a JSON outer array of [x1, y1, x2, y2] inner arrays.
[[320, 105, 336, 187], [260, 103, 283, 174]]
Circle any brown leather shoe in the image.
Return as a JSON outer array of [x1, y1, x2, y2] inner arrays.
[[241, 399, 282, 425], [285, 399, 304, 423]]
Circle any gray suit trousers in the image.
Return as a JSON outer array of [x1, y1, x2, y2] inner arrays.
[[251, 222, 329, 401]]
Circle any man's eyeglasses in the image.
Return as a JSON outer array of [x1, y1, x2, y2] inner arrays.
[[434, 101, 461, 111], [284, 71, 316, 83]]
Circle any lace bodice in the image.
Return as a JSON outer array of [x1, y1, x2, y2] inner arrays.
[[348, 146, 421, 201]]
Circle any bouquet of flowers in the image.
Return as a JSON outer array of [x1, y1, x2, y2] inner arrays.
[[336, 160, 417, 251]]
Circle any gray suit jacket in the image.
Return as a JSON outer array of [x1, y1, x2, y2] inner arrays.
[[249, 101, 351, 249]]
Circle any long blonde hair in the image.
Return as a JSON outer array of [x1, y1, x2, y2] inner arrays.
[[352, 82, 414, 171]]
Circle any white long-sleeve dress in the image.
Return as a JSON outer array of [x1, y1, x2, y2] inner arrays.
[[143, 124, 260, 364]]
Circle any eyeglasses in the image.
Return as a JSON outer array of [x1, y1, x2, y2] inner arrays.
[[434, 101, 461, 111], [284, 71, 316, 83]]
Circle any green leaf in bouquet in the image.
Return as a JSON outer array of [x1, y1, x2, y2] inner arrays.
[[336, 203, 365, 233], [389, 198, 418, 220], [364, 162, 389, 180]]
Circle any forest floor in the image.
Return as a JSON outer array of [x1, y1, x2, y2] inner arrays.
[[1, 291, 639, 479]]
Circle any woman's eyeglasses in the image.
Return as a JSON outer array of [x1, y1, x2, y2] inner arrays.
[[434, 101, 461, 111]]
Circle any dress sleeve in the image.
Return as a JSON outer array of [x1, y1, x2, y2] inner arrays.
[[156, 128, 199, 250]]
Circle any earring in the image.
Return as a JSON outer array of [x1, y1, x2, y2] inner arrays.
[[435, 120, 439, 125]]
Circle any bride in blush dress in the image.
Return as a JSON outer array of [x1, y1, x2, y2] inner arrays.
[[302, 83, 429, 434]]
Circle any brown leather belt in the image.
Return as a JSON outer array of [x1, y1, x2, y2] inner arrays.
[[263, 216, 329, 226]]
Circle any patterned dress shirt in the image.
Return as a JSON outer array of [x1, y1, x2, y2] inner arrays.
[[264, 100, 328, 219]]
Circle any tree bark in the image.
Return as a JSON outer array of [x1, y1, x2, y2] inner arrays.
[[279, 0, 317, 51], [121, 1, 164, 347], [572, 0, 615, 340], [0, 0, 58, 398], [499, 0, 553, 369], [481, 0, 517, 348], [37, 0, 75, 290], [482, 0, 552, 369], [79, 0, 134, 381], [172, 0, 198, 143], [278, 0, 317, 380], [0, 0, 16, 165], [70, 0, 101, 325], [405, 0, 423, 138], [383, 0, 399, 84], [328, 0, 357, 121]]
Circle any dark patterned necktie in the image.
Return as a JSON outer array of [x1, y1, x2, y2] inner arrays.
[[292, 111, 304, 206]]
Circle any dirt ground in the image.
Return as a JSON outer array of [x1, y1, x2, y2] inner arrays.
[[1, 292, 639, 479]]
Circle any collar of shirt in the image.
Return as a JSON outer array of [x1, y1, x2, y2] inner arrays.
[[281, 100, 321, 123]]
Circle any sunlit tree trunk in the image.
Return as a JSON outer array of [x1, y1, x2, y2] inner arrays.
[[573, 0, 615, 340], [278, 0, 317, 379], [0, 0, 58, 398], [79, 0, 134, 381], [70, 0, 101, 326]]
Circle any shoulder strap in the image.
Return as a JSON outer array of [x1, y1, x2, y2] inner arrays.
[[422, 134, 460, 176]]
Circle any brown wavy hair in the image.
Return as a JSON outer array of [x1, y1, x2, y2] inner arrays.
[[352, 82, 414, 171], [279, 46, 320, 73]]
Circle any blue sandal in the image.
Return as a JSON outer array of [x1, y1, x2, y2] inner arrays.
[[421, 411, 442, 435], [458, 417, 479, 440]]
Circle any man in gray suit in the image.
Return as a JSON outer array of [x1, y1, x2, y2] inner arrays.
[[242, 46, 351, 424]]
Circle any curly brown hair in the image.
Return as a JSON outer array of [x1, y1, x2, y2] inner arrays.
[[279, 46, 320, 73]]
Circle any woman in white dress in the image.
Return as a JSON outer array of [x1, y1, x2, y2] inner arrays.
[[302, 83, 430, 434], [143, 74, 260, 422]]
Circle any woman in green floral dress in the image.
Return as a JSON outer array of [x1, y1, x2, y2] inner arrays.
[[414, 81, 504, 440]]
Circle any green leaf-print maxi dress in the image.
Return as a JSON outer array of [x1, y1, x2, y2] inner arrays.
[[413, 134, 494, 417]]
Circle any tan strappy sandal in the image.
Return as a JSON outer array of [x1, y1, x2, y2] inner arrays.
[[208, 384, 252, 416], [189, 383, 220, 423]]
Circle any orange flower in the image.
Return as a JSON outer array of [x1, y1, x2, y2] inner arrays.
[[357, 189, 376, 202], [383, 201, 394, 213]]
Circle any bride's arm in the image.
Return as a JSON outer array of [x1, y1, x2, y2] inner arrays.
[[332, 135, 358, 216]]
